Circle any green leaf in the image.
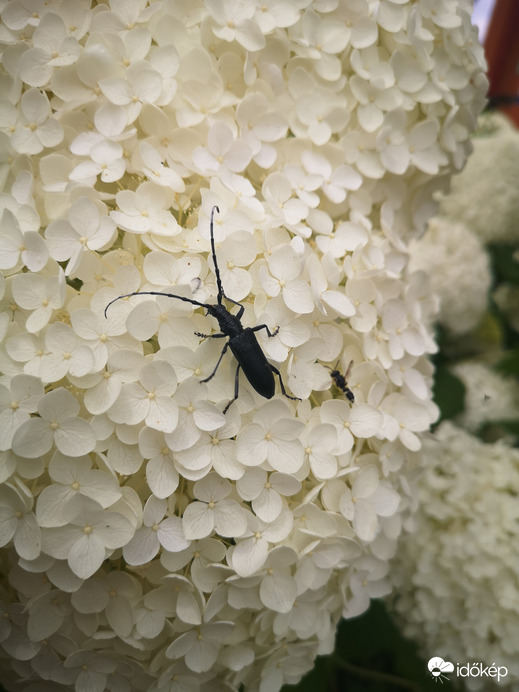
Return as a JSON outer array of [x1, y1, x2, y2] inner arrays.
[[481, 419, 519, 437], [496, 350, 519, 376], [488, 244, 519, 285], [432, 366, 466, 423]]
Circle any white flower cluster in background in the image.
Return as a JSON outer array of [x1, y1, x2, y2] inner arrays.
[[438, 111, 519, 244], [408, 112, 519, 338], [451, 360, 519, 435], [408, 216, 491, 334], [0, 0, 486, 689], [389, 422, 519, 691]]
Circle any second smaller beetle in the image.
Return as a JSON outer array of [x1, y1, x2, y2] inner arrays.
[[105, 206, 299, 413], [326, 359, 355, 403]]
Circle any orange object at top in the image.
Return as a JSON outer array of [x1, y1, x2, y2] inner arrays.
[[484, 0, 519, 126]]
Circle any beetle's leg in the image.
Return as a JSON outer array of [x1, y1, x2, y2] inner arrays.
[[269, 364, 301, 401], [222, 294, 245, 318], [195, 331, 227, 339], [216, 288, 245, 317], [251, 324, 280, 338], [223, 364, 241, 414], [199, 340, 230, 383]]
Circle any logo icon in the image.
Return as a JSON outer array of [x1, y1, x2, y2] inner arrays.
[[428, 657, 454, 683]]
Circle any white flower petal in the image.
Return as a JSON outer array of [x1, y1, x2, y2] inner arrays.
[[349, 404, 384, 438], [231, 537, 269, 577], [352, 499, 378, 543], [146, 457, 179, 499], [68, 533, 106, 579], [158, 516, 191, 552], [123, 527, 160, 565], [213, 499, 248, 537], [182, 502, 214, 540], [259, 572, 297, 613], [12, 418, 54, 458], [54, 418, 96, 457]]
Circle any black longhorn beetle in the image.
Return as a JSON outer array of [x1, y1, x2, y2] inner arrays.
[[105, 205, 300, 413], [326, 359, 355, 403]]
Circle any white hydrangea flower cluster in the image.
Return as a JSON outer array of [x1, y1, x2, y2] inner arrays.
[[389, 422, 519, 691], [438, 111, 519, 244], [451, 360, 519, 435], [408, 216, 491, 334], [0, 0, 486, 689]]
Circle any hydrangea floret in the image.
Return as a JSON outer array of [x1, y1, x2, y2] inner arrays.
[[0, 0, 486, 689]]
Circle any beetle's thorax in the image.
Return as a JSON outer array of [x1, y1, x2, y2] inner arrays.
[[206, 303, 244, 338]]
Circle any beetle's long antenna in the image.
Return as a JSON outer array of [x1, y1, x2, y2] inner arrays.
[[323, 360, 339, 373], [104, 291, 210, 318], [210, 205, 225, 305]]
